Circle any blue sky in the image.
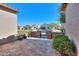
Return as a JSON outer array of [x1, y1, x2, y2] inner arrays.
[[7, 3, 61, 26]]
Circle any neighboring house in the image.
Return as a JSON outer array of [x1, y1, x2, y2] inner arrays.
[[31, 24, 40, 31], [61, 3, 79, 55], [52, 28, 61, 32], [39, 24, 61, 32], [0, 4, 18, 39], [38, 24, 52, 32], [23, 25, 31, 30]]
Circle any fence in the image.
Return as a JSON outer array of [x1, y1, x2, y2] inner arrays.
[[30, 31, 64, 39]]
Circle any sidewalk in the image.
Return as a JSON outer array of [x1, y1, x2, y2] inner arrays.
[[27, 37, 52, 40]]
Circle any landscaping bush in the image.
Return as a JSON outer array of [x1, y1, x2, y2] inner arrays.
[[23, 34, 27, 39], [52, 34, 76, 56], [18, 29, 32, 36], [17, 34, 27, 40], [17, 35, 24, 40]]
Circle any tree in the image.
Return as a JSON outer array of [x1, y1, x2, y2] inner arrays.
[[48, 23, 59, 29], [23, 25, 31, 30], [18, 25, 20, 30], [60, 12, 65, 23]]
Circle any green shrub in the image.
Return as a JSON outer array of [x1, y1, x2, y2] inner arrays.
[[52, 35, 75, 56], [18, 29, 32, 36]]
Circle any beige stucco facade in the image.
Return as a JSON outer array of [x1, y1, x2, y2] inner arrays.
[[0, 4, 17, 39], [65, 3, 79, 55]]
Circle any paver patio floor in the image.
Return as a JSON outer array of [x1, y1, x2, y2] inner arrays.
[[0, 38, 60, 56]]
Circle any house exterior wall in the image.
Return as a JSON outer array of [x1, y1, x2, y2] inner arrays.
[[0, 9, 17, 39], [65, 3, 79, 55]]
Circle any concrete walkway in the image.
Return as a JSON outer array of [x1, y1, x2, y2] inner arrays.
[[0, 38, 60, 56], [27, 37, 52, 40]]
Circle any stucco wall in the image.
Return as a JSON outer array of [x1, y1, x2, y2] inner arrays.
[[65, 3, 79, 55], [0, 9, 17, 39]]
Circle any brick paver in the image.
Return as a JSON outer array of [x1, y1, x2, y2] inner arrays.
[[0, 39, 60, 56]]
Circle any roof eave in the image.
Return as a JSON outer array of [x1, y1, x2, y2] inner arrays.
[[61, 3, 68, 11], [0, 4, 18, 14]]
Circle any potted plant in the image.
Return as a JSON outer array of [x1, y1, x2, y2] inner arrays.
[[52, 34, 76, 56]]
